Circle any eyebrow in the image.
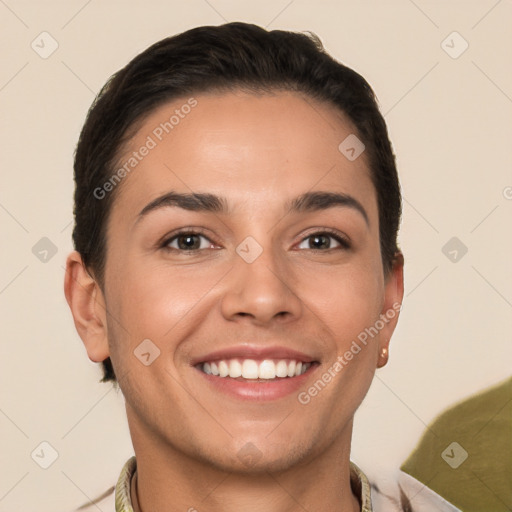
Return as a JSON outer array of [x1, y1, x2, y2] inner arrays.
[[137, 192, 227, 219], [136, 190, 369, 226], [286, 191, 369, 226]]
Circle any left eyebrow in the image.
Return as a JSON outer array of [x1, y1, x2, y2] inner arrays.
[[287, 191, 370, 227]]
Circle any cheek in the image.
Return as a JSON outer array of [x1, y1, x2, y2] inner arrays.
[[105, 258, 225, 350], [299, 263, 383, 338]]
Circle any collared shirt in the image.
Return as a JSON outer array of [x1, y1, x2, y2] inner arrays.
[[77, 456, 373, 511], [75, 456, 460, 511]]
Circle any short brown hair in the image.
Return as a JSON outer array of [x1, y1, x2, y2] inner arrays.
[[72, 22, 402, 382]]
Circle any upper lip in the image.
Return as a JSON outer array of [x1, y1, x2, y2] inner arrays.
[[190, 345, 319, 366]]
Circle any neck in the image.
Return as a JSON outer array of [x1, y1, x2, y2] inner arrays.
[[127, 413, 360, 512]]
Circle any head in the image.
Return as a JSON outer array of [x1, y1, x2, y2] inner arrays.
[[65, 22, 403, 473]]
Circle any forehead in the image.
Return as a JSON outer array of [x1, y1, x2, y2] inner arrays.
[[110, 90, 377, 221]]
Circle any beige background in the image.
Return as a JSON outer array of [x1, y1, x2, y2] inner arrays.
[[1, 1, 511, 510]]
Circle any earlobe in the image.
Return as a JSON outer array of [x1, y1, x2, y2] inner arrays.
[[377, 346, 389, 368], [64, 251, 110, 363], [377, 251, 405, 368]]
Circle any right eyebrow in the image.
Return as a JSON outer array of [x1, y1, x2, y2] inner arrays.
[[135, 191, 228, 225]]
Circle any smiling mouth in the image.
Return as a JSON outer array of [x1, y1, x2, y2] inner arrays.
[[196, 358, 317, 381]]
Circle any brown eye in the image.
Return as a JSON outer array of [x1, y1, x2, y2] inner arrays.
[[165, 233, 213, 251], [297, 232, 349, 250], [308, 234, 332, 249]]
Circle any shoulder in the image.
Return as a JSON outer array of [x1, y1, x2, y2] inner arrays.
[[71, 486, 115, 511], [369, 470, 462, 512], [70, 456, 136, 512], [401, 378, 512, 510]]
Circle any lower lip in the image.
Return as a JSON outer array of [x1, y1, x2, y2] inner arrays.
[[195, 364, 319, 401]]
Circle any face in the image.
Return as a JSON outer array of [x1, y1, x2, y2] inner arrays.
[[78, 90, 403, 473]]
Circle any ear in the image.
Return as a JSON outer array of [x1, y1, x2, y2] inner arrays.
[[377, 251, 404, 368], [64, 251, 110, 362]]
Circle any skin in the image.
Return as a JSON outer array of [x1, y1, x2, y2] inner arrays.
[[65, 90, 404, 512]]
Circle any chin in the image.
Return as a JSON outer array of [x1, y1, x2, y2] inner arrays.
[[201, 439, 315, 475]]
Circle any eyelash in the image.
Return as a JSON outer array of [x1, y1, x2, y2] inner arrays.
[[160, 228, 351, 252], [161, 228, 219, 252], [296, 229, 351, 251]]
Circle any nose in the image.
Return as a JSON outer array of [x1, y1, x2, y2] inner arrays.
[[220, 245, 303, 326]]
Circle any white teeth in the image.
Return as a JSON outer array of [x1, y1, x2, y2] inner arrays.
[[200, 358, 312, 380], [258, 360, 276, 379], [210, 362, 219, 376], [228, 359, 242, 378], [276, 360, 288, 378], [242, 360, 259, 379], [218, 360, 229, 377]]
